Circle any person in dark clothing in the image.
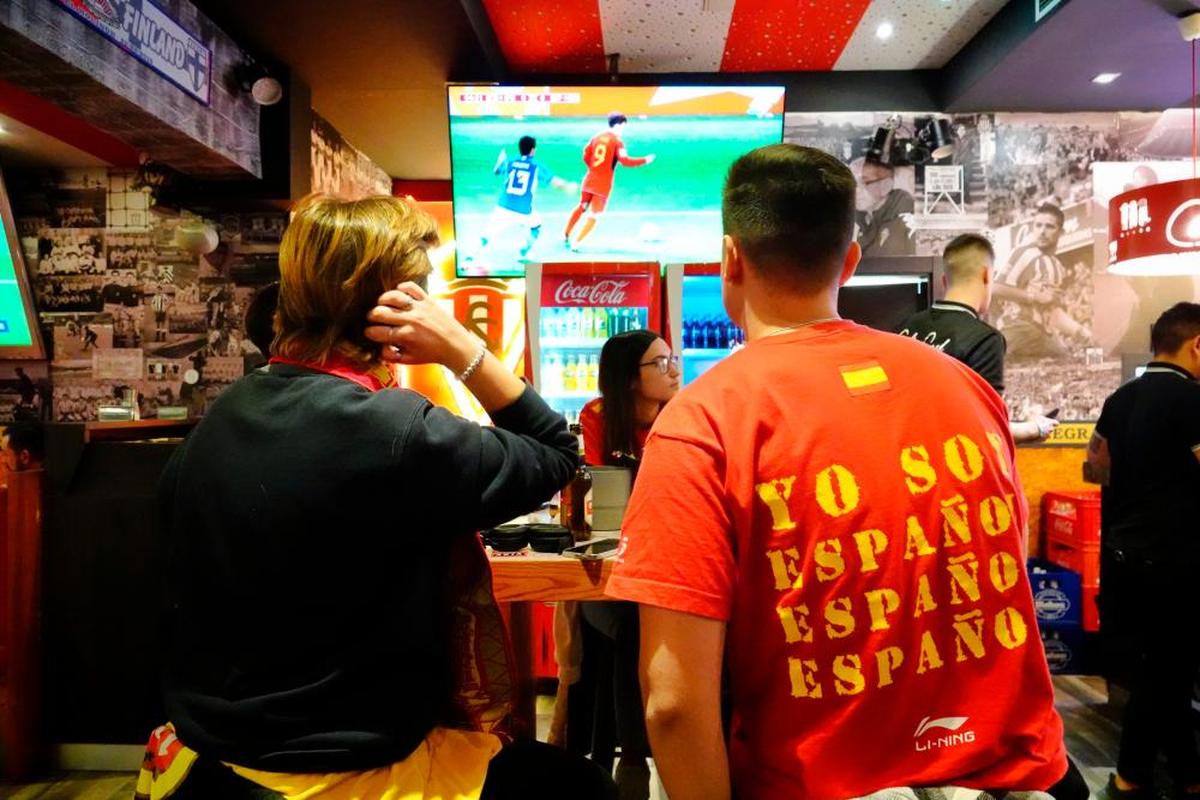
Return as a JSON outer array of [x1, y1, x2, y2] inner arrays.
[[1088, 302, 1200, 800], [154, 194, 614, 800], [898, 233, 1056, 443], [243, 281, 279, 356]]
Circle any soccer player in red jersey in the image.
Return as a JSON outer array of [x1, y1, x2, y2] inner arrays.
[[563, 113, 656, 251]]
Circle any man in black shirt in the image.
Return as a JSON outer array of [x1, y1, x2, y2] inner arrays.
[[898, 233, 1055, 443], [1087, 302, 1200, 800]]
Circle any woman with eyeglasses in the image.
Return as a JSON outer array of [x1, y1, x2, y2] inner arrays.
[[551, 329, 680, 800], [580, 329, 681, 469]]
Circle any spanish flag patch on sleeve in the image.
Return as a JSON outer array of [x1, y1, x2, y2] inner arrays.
[[839, 361, 891, 396]]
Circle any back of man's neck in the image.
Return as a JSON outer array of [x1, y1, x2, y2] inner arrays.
[[1150, 355, 1196, 377], [941, 285, 986, 314], [743, 289, 841, 341]]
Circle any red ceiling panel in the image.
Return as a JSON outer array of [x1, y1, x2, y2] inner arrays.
[[482, 0, 607, 73], [720, 0, 872, 72]]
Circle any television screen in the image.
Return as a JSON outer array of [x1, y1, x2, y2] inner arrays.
[[0, 169, 46, 358], [449, 86, 785, 277]]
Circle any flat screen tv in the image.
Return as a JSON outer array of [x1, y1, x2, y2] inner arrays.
[[0, 169, 47, 358], [448, 85, 785, 278]]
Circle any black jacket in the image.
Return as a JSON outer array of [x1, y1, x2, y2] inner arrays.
[[158, 363, 577, 772], [898, 301, 1006, 394]]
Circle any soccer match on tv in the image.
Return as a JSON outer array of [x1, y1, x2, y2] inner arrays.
[[448, 85, 784, 278]]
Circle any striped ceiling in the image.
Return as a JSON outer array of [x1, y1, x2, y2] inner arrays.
[[481, 0, 1008, 74]]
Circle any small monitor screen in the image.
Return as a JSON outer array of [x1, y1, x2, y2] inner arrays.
[[448, 85, 785, 277], [0, 169, 46, 358]]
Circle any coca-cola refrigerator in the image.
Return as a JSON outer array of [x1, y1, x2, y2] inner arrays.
[[525, 262, 663, 422], [665, 257, 937, 385], [663, 263, 744, 386]]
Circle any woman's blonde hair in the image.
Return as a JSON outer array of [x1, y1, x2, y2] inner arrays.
[[274, 193, 438, 366]]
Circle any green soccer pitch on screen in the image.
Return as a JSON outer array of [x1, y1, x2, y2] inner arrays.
[[448, 85, 785, 278], [0, 170, 47, 358]]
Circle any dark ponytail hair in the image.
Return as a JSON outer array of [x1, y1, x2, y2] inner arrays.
[[598, 329, 660, 466]]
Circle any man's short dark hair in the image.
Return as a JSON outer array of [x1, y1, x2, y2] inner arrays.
[[519, 136, 536, 156], [943, 233, 995, 284], [6, 421, 43, 465], [1151, 302, 1200, 355], [723, 144, 856, 291], [608, 113, 628, 127], [245, 282, 280, 356], [1035, 203, 1065, 227]]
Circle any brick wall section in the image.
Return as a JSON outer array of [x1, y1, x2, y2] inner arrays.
[[0, 0, 260, 179]]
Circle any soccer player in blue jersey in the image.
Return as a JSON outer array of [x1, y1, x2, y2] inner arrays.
[[478, 136, 575, 262]]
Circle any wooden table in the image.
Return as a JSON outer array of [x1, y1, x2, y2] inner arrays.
[[488, 542, 617, 737]]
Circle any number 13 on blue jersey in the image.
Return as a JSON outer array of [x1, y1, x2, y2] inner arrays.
[[506, 167, 531, 196]]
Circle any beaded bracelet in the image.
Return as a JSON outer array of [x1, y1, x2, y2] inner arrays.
[[457, 345, 486, 382]]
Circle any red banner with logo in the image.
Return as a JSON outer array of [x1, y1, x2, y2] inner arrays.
[[1108, 178, 1200, 273], [540, 274, 652, 307]]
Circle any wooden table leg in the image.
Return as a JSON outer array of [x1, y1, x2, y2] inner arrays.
[[507, 601, 537, 739]]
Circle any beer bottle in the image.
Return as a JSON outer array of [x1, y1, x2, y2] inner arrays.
[[561, 423, 593, 542]]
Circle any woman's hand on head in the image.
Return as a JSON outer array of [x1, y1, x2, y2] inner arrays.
[[365, 281, 479, 372]]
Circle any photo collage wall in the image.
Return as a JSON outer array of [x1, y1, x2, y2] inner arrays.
[[5, 168, 284, 422], [785, 111, 1200, 422]]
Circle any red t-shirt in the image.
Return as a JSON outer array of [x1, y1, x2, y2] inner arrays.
[[581, 131, 649, 197], [606, 320, 1066, 800], [579, 397, 649, 467]]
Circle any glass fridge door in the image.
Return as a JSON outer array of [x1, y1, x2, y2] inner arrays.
[[537, 305, 650, 422], [680, 274, 742, 385]]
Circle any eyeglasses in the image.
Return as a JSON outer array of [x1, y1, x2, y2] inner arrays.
[[639, 355, 681, 374]]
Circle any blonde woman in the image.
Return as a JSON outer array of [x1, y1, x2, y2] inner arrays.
[[149, 195, 615, 799]]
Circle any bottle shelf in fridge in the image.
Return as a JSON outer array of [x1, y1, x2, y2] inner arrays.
[[540, 337, 606, 350], [542, 391, 599, 400], [684, 347, 733, 357]]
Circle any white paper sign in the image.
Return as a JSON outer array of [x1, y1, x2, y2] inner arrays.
[[93, 347, 144, 380]]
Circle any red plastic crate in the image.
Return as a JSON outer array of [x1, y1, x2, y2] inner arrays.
[[1081, 585, 1100, 633], [532, 601, 558, 680], [1046, 530, 1101, 632], [1042, 490, 1101, 547]]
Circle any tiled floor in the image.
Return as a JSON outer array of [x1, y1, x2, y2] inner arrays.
[[0, 676, 1126, 799]]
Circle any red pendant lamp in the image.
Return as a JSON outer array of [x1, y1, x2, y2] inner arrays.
[[1107, 13, 1200, 276]]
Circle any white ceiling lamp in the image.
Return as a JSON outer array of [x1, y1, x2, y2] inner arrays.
[[1092, 72, 1121, 84], [876, 22, 894, 40]]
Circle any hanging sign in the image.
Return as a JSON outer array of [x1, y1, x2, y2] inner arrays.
[[1108, 178, 1200, 275]]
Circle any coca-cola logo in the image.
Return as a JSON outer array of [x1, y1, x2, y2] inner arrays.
[[554, 279, 630, 306], [1049, 500, 1076, 519]]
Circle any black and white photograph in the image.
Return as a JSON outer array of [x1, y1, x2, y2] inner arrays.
[[36, 229, 106, 275], [49, 187, 107, 229], [988, 113, 1125, 229], [47, 312, 114, 365], [37, 276, 105, 313], [105, 232, 157, 274], [0, 361, 50, 421]]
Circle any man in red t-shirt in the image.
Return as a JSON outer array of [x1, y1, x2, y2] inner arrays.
[[605, 144, 1082, 800], [563, 113, 656, 251]]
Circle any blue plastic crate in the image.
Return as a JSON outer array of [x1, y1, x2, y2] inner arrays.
[[1039, 621, 1090, 674], [1027, 558, 1082, 625]]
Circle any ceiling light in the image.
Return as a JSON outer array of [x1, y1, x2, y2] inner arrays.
[[876, 22, 894, 40], [0, 124, 6, 135], [1092, 72, 1121, 84]]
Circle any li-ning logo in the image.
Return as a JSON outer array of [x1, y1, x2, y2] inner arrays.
[[554, 279, 630, 306], [914, 715, 976, 752]]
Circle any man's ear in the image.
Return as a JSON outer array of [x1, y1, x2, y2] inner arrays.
[[721, 235, 743, 286], [838, 241, 862, 287]]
